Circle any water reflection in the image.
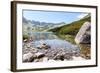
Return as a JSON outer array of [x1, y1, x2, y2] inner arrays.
[[78, 44, 91, 59], [29, 32, 58, 41]]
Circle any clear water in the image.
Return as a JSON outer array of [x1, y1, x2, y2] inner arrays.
[[30, 32, 80, 52]]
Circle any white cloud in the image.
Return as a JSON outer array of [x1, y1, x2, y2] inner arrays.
[[77, 13, 88, 19]]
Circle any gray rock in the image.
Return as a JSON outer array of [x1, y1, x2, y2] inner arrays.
[[35, 52, 45, 58], [43, 57, 49, 62], [54, 53, 65, 61], [75, 22, 91, 44], [23, 52, 34, 62], [34, 59, 40, 62], [23, 39, 28, 42], [36, 43, 50, 49], [26, 43, 31, 48], [31, 48, 38, 53], [64, 53, 73, 60]]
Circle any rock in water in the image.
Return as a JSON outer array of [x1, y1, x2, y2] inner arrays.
[[35, 52, 45, 58], [23, 52, 34, 62], [36, 43, 50, 49], [75, 22, 91, 44]]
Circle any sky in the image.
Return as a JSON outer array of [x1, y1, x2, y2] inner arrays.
[[23, 10, 88, 24]]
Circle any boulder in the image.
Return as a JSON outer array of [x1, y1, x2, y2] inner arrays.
[[34, 59, 40, 62], [35, 52, 45, 58], [23, 39, 27, 42], [43, 57, 49, 62], [37, 43, 51, 49], [75, 22, 91, 44], [26, 43, 31, 48], [31, 48, 38, 53], [54, 54, 64, 61], [23, 52, 35, 62], [64, 53, 73, 60]]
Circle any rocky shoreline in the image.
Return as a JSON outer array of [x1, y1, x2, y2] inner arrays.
[[23, 41, 81, 62]]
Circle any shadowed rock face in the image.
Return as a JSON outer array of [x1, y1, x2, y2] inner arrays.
[[75, 22, 91, 44]]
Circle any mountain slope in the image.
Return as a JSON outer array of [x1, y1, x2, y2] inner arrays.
[[49, 16, 91, 35], [22, 17, 66, 32], [49, 15, 91, 44]]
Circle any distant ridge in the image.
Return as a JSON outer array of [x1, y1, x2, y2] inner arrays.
[[49, 14, 91, 35]]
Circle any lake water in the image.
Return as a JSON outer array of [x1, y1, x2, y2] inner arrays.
[[23, 32, 91, 60], [29, 32, 80, 53]]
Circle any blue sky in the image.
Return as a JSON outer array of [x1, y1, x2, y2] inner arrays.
[[23, 10, 88, 24]]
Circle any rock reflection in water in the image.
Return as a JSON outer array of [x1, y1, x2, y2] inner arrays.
[[30, 32, 58, 41], [78, 44, 91, 59]]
